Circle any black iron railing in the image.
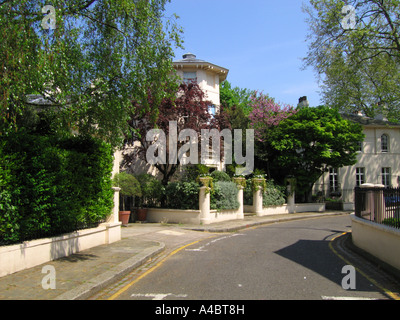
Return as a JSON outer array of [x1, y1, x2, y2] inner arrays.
[[354, 186, 400, 229]]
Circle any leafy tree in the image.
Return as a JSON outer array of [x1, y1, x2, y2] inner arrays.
[[303, 0, 400, 122], [220, 81, 254, 116], [0, 0, 183, 147], [260, 105, 364, 202], [219, 82, 255, 173], [247, 92, 297, 177]]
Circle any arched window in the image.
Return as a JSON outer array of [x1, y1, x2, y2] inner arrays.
[[381, 134, 389, 152]]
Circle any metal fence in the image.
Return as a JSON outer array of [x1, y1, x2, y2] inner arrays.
[[354, 186, 400, 229]]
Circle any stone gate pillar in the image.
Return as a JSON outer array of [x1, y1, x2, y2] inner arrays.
[[233, 177, 246, 220], [199, 177, 212, 225], [374, 184, 385, 223], [252, 178, 265, 216]]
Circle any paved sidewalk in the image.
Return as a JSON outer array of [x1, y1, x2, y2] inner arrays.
[[0, 211, 350, 300]]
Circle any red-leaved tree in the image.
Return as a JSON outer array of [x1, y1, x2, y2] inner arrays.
[[248, 91, 297, 142], [123, 82, 230, 185]]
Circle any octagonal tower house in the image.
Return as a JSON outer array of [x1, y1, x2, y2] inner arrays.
[[173, 53, 229, 170]]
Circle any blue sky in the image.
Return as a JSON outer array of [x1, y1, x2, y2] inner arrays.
[[164, 0, 322, 108]]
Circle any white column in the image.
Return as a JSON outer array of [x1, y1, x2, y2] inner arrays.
[[199, 186, 211, 225], [251, 178, 265, 216], [110, 187, 121, 223], [233, 177, 245, 220], [285, 177, 296, 214], [374, 184, 385, 223], [361, 183, 375, 220], [287, 186, 295, 214], [237, 186, 244, 220]]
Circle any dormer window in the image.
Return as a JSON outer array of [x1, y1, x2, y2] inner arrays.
[[183, 72, 197, 84], [381, 134, 389, 153]]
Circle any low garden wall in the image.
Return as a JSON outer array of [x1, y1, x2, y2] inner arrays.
[[146, 176, 327, 225], [0, 187, 122, 278], [147, 208, 201, 225], [0, 222, 121, 278], [351, 214, 400, 272], [147, 208, 244, 225], [244, 203, 325, 216]]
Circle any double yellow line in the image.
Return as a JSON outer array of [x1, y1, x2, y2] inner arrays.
[[107, 236, 216, 300], [329, 232, 400, 300]]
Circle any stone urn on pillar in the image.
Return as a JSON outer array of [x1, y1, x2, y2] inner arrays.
[[251, 176, 266, 216], [233, 176, 246, 219], [198, 175, 213, 225]]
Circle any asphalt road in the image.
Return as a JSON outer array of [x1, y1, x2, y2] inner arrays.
[[96, 215, 400, 301]]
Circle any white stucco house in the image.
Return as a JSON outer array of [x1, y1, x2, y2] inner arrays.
[[313, 112, 400, 209]]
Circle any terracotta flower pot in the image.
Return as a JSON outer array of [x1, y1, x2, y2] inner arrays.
[[119, 211, 131, 225]]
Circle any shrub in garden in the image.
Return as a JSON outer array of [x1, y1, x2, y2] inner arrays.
[[210, 170, 231, 182], [262, 180, 285, 207], [243, 179, 285, 207], [243, 182, 253, 205], [211, 181, 240, 210], [0, 148, 21, 244], [165, 181, 199, 210], [135, 174, 164, 208], [180, 164, 210, 182]]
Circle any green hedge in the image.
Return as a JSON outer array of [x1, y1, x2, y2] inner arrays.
[[165, 181, 199, 210], [0, 132, 114, 245], [211, 181, 240, 210]]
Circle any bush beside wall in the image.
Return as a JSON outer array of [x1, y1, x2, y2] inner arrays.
[[165, 181, 199, 210], [211, 181, 240, 210], [263, 180, 285, 207], [0, 133, 114, 245]]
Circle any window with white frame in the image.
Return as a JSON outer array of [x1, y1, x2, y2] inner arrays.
[[208, 105, 216, 117], [381, 134, 389, 152], [183, 72, 197, 84], [329, 168, 339, 192], [356, 167, 365, 186], [382, 167, 391, 187]]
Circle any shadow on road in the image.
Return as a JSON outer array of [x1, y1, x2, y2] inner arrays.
[[274, 238, 380, 293]]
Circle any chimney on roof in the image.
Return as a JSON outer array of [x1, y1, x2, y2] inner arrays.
[[183, 53, 196, 59], [298, 96, 309, 108], [374, 102, 388, 121]]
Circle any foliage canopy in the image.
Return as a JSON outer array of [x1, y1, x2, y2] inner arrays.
[[0, 0, 183, 147], [256, 105, 364, 201], [303, 0, 400, 121]]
